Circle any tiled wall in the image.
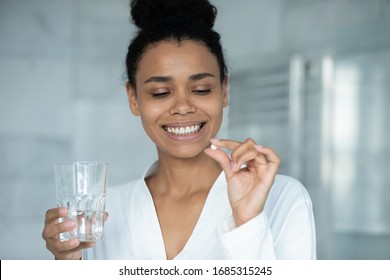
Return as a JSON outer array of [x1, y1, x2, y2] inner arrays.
[[0, 0, 156, 259], [282, 0, 390, 259]]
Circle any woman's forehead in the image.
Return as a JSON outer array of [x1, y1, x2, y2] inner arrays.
[[142, 40, 215, 61], [136, 40, 220, 79]]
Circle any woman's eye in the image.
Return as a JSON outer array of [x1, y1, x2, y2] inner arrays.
[[151, 92, 170, 98], [193, 89, 212, 95]]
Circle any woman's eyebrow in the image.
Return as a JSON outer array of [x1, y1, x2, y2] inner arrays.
[[144, 76, 172, 84], [144, 73, 215, 84], [189, 72, 215, 81]]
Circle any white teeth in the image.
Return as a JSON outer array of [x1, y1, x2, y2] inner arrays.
[[164, 124, 202, 136]]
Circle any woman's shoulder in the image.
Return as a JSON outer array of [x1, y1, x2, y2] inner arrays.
[[104, 177, 149, 215], [105, 161, 157, 200], [106, 177, 145, 198], [275, 174, 309, 193], [267, 174, 312, 208]]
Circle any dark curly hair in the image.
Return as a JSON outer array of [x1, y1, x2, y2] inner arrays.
[[126, 0, 228, 88]]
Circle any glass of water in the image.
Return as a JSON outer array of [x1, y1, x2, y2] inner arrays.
[[54, 161, 108, 242]]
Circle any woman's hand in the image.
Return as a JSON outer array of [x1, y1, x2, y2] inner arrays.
[[204, 138, 280, 227], [42, 207, 101, 260]]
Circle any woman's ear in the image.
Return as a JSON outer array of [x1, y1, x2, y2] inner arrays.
[[222, 77, 229, 108], [126, 82, 140, 116]]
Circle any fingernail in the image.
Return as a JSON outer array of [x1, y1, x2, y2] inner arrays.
[[230, 162, 237, 171], [210, 138, 220, 142], [255, 156, 265, 164], [69, 239, 79, 247], [64, 220, 74, 228], [255, 145, 264, 150], [59, 208, 67, 215]]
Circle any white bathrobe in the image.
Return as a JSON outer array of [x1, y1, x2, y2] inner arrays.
[[85, 162, 316, 260]]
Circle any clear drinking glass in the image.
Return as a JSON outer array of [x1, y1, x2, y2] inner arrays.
[[54, 161, 108, 242]]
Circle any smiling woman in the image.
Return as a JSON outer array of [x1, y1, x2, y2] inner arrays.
[[42, 0, 316, 260], [127, 40, 228, 160]]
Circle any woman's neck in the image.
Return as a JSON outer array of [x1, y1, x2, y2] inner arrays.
[[146, 152, 222, 198]]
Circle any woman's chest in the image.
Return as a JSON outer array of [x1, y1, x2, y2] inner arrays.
[[153, 193, 208, 259]]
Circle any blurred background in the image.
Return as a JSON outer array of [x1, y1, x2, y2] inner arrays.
[[0, 0, 389, 259]]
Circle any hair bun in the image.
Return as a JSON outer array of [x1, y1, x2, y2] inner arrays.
[[130, 0, 217, 31]]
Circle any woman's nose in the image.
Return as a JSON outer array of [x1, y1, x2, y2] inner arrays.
[[169, 93, 196, 115]]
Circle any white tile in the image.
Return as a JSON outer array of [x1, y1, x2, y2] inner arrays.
[[77, 0, 134, 60], [213, 0, 283, 64], [0, 56, 73, 136], [0, 136, 71, 179], [75, 58, 127, 99], [0, 137, 68, 220], [283, 0, 332, 10], [78, 20, 132, 60], [0, 0, 74, 56], [283, 0, 386, 50], [0, 220, 53, 259], [0, 177, 55, 221], [79, 0, 130, 22]]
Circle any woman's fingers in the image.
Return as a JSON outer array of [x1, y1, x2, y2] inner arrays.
[[51, 239, 94, 253], [210, 138, 241, 151], [44, 207, 67, 225], [254, 145, 281, 173], [207, 138, 281, 226], [103, 212, 109, 221], [45, 233, 96, 260], [44, 220, 75, 241], [43, 207, 104, 259], [49, 239, 94, 260], [43, 208, 70, 240], [46, 238, 80, 252], [210, 138, 272, 172], [204, 145, 234, 178]]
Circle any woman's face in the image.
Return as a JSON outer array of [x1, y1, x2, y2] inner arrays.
[[127, 40, 228, 159]]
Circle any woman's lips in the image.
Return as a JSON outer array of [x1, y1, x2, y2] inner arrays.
[[162, 122, 206, 138]]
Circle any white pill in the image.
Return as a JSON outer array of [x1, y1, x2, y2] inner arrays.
[[210, 144, 218, 150]]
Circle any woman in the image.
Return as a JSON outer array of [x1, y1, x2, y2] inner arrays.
[[42, 0, 316, 260]]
